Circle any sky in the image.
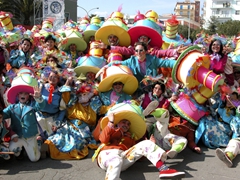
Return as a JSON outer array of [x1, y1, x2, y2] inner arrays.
[[77, 0, 205, 18]]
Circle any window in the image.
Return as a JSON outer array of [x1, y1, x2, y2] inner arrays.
[[180, 11, 183, 15], [236, 10, 240, 15], [180, 5, 183, 9], [65, 12, 70, 22]]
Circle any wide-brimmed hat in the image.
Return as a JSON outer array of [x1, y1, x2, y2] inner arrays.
[[101, 101, 146, 140], [74, 55, 107, 76], [128, 19, 163, 48], [83, 24, 100, 43], [95, 18, 131, 47], [60, 29, 87, 51], [6, 67, 38, 104], [98, 65, 138, 95]]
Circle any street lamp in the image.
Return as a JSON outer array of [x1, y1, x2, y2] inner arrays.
[[188, 1, 192, 39], [77, 6, 99, 17]]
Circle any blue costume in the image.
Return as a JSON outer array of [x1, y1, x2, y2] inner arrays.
[[8, 49, 32, 69]]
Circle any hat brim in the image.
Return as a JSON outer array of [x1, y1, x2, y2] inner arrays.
[[95, 25, 131, 47], [61, 37, 87, 51], [98, 74, 138, 95], [74, 56, 107, 76], [83, 30, 97, 43], [171, 46, 203, 86], [101, 106, 146, 140], [128, 26, 163, 48], [74, 66, 100, 76], [6, 85, 34, 104]]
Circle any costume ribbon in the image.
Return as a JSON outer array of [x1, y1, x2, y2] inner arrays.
[[48, 85, 55, 104]]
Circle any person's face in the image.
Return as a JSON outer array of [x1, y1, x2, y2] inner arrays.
[[89, 36, 95, 42], [138, 35, 149, 44], [211, 41, 221, 53], [112, 82, 123, 93], [135, 45, 146, 62], [117, 119, 131, 133], [47, 57, 57, 67], [18, 92, 30, 104], [48, 72, 59, 86], [69, 44, 76, 51], [21, 40, 31, 53], [153, 84, 163, 97], [46, 39, 55, 50], [86, 72, 96, 81], [108, 34, 119, 46]]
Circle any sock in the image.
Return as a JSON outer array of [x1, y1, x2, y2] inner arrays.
[[226, 152, 234, 161], [171, 143, 185, 153], [156, 161, 169, 172], [151, 108, 166, 118]]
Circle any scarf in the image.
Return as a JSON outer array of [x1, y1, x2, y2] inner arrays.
[[48, 84, 55, 104]]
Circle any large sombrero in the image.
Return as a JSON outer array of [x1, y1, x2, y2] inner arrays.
[[98, 65, 138, 95], [101, 101, 146, 140], [74, 55, 107, 76], [6, 67, 38, 104], [162, 33, 185, 50], [60, 29, 87, 51], [83, 24, 100, 43], [171, 45, 224, 104], [128, 19, 163, 48], [95, 18, 131, 47]]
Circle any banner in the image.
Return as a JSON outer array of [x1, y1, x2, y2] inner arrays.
[[43, 0, 65, 30]]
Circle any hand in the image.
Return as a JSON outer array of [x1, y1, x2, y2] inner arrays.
[[170, 94, 178, 102], [65, 76, 73, 86], [108, 113, 115, 123], [13, 137, 18, 142], [31, 85, 42, 99], [97, 42, 107, 49], [95, 66, 107, 79], [194, 146, 202, 153], [51, 125, 57, 132], [177, 45, 189, 54]]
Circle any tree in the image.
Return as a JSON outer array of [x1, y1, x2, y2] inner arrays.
[[0, 0, 39, 25], [217, 20, 240, 36], [206, 16, 219, 35]]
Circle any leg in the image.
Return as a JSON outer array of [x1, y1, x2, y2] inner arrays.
[[98, 149, 124, 180], [23, 136, 41, 162]]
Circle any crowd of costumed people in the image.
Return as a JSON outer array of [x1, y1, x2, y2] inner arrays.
[[1, 5, 240, 179]]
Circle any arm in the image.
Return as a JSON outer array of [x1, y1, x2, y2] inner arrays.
[[111, 46, 135, 57]]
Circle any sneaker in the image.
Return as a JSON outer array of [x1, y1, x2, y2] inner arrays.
[[167, 150, 178, 159], [159, 169, 185, 179], [143, 100, 159, 117], [216, 148, 233, 168]]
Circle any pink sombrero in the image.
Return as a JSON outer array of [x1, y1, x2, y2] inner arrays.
[[128, 19, 163, 48]]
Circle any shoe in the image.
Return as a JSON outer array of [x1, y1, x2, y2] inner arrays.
[[16, 149, 25, 160], [159, 169, 185, 179], [216, 148, 233, 168], [166, 150, 178, 159], [143, 100, 159, 117]]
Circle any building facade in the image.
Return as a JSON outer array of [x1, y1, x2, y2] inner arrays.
[[202, 0, 240, 29]]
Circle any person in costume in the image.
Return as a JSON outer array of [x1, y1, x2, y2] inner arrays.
[[93, 102, 185, 179], [0, 43, 9, 75], [44, 78, 98, 160], [97, 42, 176, 85], [7, 38, 33, 69], [0, 110, 18, 160], [3, 85, 46, 162], [207, 39, 234, 86], [66, 43, 82, 67], [36, 70, 66, 140]]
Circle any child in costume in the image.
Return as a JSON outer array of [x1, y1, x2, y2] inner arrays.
[[93, 102, 185, 180], [0, 110, 18, 160], [7, 38, 33, 69], [3, 85, 46, 162]]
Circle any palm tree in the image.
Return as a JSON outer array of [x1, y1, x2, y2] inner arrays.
[[0, 0, 38, 25]]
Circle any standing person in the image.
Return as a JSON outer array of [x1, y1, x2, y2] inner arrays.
[[7, 38, 33, 69], [93, 101, 185, 179], [3, 85, 46, 162]]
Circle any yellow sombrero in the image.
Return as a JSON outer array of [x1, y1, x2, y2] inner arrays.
[[95, 18, 131, 47], [101, 101, 146, 140], [98, 65, 138, 95]]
